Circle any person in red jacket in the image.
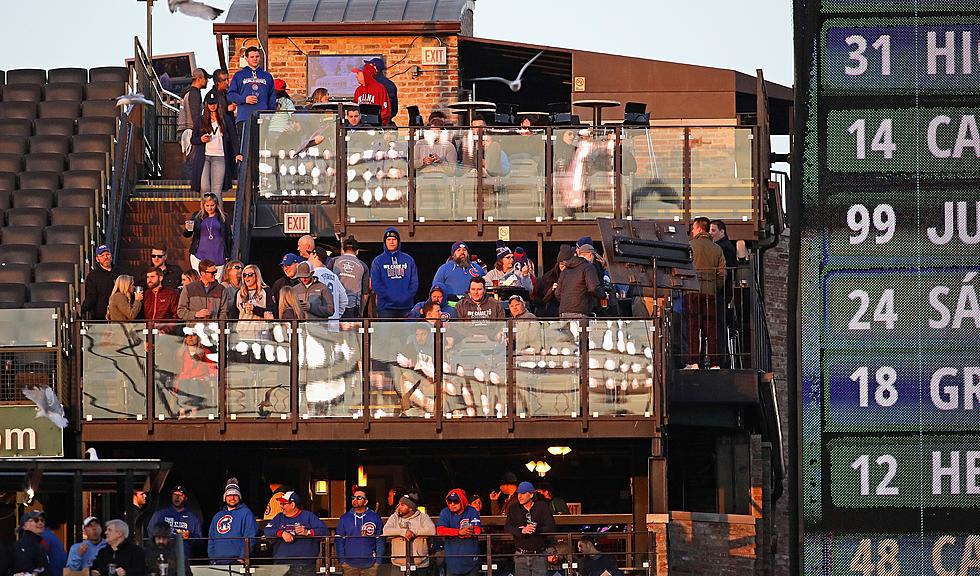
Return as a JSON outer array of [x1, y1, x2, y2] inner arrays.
[[142, 267, 180, 320], [351, 63, 391, 125]]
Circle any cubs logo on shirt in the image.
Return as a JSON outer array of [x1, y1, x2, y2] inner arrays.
[[360, 521, 377, 536], [216, 515, 234, 534]]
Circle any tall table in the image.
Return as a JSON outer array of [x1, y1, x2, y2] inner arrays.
[[573, 99, 622, 126], [447, 101, 496, 126]]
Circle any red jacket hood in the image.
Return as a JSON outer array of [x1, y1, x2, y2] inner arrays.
[[445, 488, 469, 508]]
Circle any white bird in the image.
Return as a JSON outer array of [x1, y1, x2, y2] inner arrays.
[[85, 447, 99, 460], [467, 50, 544, 92], [168, 0, 224, 20], [21, 386, 68, 429], [115, 93, 155, 107]]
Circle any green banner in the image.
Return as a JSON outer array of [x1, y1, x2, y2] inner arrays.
[[0, 405, 64, 458]]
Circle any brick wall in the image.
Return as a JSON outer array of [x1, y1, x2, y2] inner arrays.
[[648, 512, 763, 576], [230, 35, 460, 125]]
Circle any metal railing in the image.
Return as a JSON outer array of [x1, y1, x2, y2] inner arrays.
[[130, 36, 180, 178], [0, 308, 66, 406]]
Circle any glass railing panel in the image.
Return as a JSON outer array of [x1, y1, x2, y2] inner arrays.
[[80, 322, 147, 420], [153, 322, 219, 419], [257, 111, 338, 201], [586, 319, 656, 416], [622, 127, 685, 220], [345, 127, 409, 222], [226, 320, 291, 418], [298, 320, 363, 418], [552, 127, 617, 220], [414, 127, 477, 221], [689, 127, 755, 220], [483, 128, 546, 221], [443, 319, 508, 418], [0, 308, 58, 347], [368, 320, 436, 418], [514, 319, 582, 417]]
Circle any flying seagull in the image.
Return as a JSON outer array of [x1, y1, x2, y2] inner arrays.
[[115, 93, 155, 108], [21, 385, 68, 429], [168, 0, 224, 20], [467, 50, 544, 92]]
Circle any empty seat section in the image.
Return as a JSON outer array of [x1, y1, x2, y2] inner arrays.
[[44, 225, 85, 245], [1, 226, 43, 246], [0, 102, 37, 120], [84, 81, 124, 101], [6, 69, 46, 86], [7, 208, 49, 227], [39, 244, 81, 266], [76, 117, 115, 135], [0, 263, 32, 284], [29, 135, 70, 155], [13, 189, 54, 209], [33, 118, 75, 137], [71, 134, 111, 154], [62, 170, 100, 190], [0, 137, 27, 155], [29, 282, 70, 305], [68, 152, 106, 172], [43, 83, 85, 102], [88, 67, 128, 84], [18, 171, 60, 191], [0, 191, 9, 210], [0, 244, 38, 265], [50, 207, 91, 228], [0, 119, 32, 137], [0, 175, 15, 193], [0, 153, 22, 173], [81, 100, 116, 118], [55, 188, 96, 208], [24, 153, 65, 173], [2, 84, 42, 103], [47, 68, 88, 84], [33, 262, 75, 284], [0, 283, 27, 308], [38, 101, 80, 120]]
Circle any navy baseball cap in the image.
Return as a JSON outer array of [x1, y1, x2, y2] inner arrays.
[[280, 253, 303, 266], [517, 481, 536, 494], [96, 245, 111, 255], [364, 57, 386, 72]]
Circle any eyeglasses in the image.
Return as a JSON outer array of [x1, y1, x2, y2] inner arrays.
[[352, 496, 367, 500], [151, 254, 165, 259], [231, 265, 243, 270], [242, 272, 255, 278], [204, 269, 218, 275]]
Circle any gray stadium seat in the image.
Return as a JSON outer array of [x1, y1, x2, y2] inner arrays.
[[62, 170, 100, 190], [29, 135, 70, 155], [0, 283, 27, 308], [88, 67, 128, 84], [39, 244, 81, 266], [0, 263, 32, 284], [33, 118, 75, 137], [81, 100, 116, 118], [38, 101, 80, 120], [7, 208, 49, 227], [0, 153, 22, 173], [55, 188, 96, 208], [76, 116, 115, 135], [84, 81, 124, 101], [0, 137, 27, 155], [0, 102, 37, 121], [18, 171, 60, 191], [68, 152, 105, 172], [24, 153, 66, 173], [0, 174, 15, 193], [33, 262, 75, 284], [13, 189, 53, 209], [43, 224, 85, 245], [0, 71, 5, 86], [0, 119, 32, 137], [29, 282, 70, 304], [6, 69, 46, 86], [1, 226, 43, 246], [71, 134, 111, 154], [2, 84, 42, 103], [50, 207, 91, 228], [0, 244, 38, 266], [43, 83, 85, 102], [47, 68, 88, 84]]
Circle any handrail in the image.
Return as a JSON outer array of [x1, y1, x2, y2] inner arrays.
[[107, 113, 135, 266], [231, 118, 255, 262], [131, 36, 180, 178]]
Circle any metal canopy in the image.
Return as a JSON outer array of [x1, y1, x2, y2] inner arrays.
[[225, 0, 471, 23], [0, 459, 171, 490]]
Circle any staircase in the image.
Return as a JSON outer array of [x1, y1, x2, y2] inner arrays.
[[119, 181, 235, 274]]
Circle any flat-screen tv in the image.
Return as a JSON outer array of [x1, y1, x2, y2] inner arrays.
[[307, 54, 384, 99], [126, 52, 196, 94]]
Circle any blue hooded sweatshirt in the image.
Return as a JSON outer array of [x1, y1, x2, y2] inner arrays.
[[435, 489, 482, 575], [149, 506, 202, 556], [370, 227, 418, 312], [207, 504, 258, 564], [335, 508, 385, 568], [433, 245, 486, 297], [264, 509, 327, 565], [410, 282, 459, 320], [227, 65, 276, 124]]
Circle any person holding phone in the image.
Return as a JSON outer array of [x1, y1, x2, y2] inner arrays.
[[413, 117, 456, 174]]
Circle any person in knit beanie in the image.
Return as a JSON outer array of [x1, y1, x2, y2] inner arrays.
[[484, 241, 534, 293], [207, 477, 258, 564]]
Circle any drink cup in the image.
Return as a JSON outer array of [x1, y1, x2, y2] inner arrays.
[[185, 220, 194, 232], [108, 564, 117, 576]]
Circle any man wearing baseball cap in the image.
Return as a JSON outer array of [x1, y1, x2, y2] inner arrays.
[[66, 516, 107, 575], [263, 491, 326, 576], [81, 245, 123, 320], [272, 253, 303, 299], [12, 511, 48, 576], [148, 486, 202, 558], [332, 236, 370, 318], [207, 477, 258, 564], [505, 481, 556, 576]]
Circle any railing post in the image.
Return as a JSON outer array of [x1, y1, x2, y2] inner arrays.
[[434, 321, 444, 431], [362, 319, 372, 431], [146, 323, 155, 433], [580, 320, 590, 429], [476, 127, 485, 235], [290, 319, 300, 432], [682, 127, 692, 223], [407, 127, 417, 234], [338, 123, 348, 234], [218, 319, 227, 432], [614, 126, 624, 219], [506, 319, 516, 432], [544, 127, 554, 234]]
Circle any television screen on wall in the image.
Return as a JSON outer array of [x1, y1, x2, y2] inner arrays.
[[307, 54, 384, 99], [126, 52, 196, 94]]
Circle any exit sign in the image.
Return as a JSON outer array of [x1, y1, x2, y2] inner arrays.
[[285, 212, 310, 234], [421, 46, 447, 66]]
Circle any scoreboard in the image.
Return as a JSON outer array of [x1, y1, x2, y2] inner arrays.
[[795, 1, 980, 575]]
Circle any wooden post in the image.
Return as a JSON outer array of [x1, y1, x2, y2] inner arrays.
[[257, 0, 269, 67]]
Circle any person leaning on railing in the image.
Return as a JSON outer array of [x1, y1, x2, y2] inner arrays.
[[207, 478, 258, 565], [504, 482, 557, 576], [382, 493, 435, 574], [263, 491, 326, 576]]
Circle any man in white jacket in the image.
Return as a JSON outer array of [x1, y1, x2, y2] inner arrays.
[[382, 493, 435, 573]]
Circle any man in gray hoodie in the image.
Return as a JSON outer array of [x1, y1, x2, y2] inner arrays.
[[456, 277, 504, 320], [292, 262, 334, 318], [382, 493, 435, 573], [177, 259, 228, 320]]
